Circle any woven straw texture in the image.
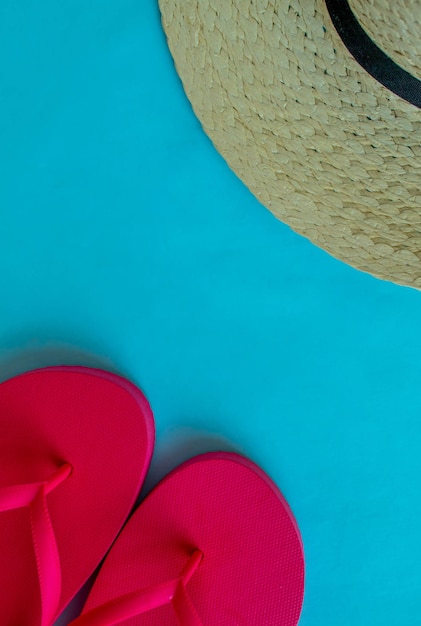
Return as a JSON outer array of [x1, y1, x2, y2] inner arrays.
[[159, 0, 421, 287], [349, 0, 421, 78]]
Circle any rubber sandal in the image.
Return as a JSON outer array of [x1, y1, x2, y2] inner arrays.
[[0, 366, 154, 626], [70, 452, 305, 625]]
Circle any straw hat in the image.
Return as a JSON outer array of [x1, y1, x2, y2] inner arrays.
[[159, 0, 421, 287]]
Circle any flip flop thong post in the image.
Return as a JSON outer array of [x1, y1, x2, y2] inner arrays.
[[0, 366, 155, 626], [71, 452, 305, 625]]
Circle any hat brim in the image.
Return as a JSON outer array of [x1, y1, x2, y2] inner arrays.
[[159, 0, 421, 287]]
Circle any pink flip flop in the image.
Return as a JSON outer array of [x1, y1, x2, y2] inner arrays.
[[70, 452, 305, 625], [0, 366, 154, 626]]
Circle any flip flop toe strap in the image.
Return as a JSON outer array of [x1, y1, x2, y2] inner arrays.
[[0, 463, 72, 626], [70, 549, 204, 626]]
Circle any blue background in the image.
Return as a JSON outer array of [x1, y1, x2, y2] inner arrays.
[[1, 2, 421, 624]]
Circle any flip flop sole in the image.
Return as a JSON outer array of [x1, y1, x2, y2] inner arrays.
[[80, 452, 304, 625], [0, 366, 154, 625]]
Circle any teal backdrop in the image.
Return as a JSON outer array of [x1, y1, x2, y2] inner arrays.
[[1, 2, 420, 624]]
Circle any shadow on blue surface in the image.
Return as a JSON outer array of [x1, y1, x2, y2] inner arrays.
[[0, 342, 116, 383]]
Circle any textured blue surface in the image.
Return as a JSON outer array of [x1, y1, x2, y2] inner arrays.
[[1, 2, 421, 624]]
